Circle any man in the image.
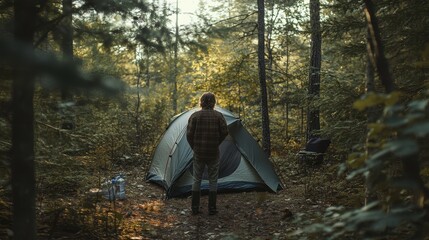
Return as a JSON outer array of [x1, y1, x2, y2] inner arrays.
[[186, 92, 228, 215]]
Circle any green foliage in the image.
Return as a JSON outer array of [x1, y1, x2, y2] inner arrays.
[[353, 92, 402, 111], [307, 90, 429, 239], [38, 195, 126, 238], [0, 38, 125, 95], [318, 72, 367, 152], [296, 203, 425, 239], [292, 0, 429, 238]]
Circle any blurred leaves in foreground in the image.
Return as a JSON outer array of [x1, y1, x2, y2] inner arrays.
[[0, 38, 125, 95]]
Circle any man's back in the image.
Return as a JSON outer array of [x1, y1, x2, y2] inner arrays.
[[187, 109, 228, 159]]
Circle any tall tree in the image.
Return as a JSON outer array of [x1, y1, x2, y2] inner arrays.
[[11, 0, 37, 238], [257, 0, 271, 156], [363, 0, 394, 93], [307, 0, 321, 140], [60, 0, 75, 130], [172, 0, 179, 114]]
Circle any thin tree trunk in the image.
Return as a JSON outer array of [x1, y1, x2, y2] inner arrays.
[[60, 0, 75, 130], [61, 0, 73, 74], [266, 0, 276, 103], [172, 0, 179, 114], [12, 0, 37, 238], [307, 0, 321, 141], [364, 28, 377, 206], [285, 103, 289, 139], [257, 0, 271, 157], [301, 107, 305, 141], [135, 60, 142, 147], [145, 46, 150, 88], [284, 9, 290, 140]]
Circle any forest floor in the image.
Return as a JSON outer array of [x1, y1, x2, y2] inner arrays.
[[114, 166, 321, 240], [41, 156, 363, 240], [99, 157, 361, 240]]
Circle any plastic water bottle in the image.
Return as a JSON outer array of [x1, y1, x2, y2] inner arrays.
[[115, 175, 126, 200], [103, 174, 126, 200]]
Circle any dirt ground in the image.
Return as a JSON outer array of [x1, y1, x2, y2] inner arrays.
[[108, 160, 341, 240], [35, 157, 356, 240]]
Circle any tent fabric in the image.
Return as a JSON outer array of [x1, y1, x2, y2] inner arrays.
[[146, 106, 283, 198]]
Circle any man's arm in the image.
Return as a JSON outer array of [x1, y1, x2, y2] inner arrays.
[[186, 116, 195, 149], [219, 115, 228, 144]]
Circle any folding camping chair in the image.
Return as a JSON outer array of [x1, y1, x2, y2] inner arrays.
[[296, 138, 331, 196], [297, 138, 331, 174]]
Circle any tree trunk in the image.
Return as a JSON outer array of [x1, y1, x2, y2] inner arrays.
[[172, 0, 179, 114], [145, 46, 150, 88], [257, 0, 271, 157], [60, 0, 75, 130], [363, 0, 394, 93], [307, 0, 321, 141], [301, 107, 305, 141], [266, 0, 275, 104], [61, 0, 73, 69], [11, 0, 37, 238], [135, 60, 143, 147], [284, 10, 290, 140], [285, 103, 289, 139], [364, 28, 377, 205]]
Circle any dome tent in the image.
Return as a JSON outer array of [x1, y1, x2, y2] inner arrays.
[[146, 107, 283, 198]]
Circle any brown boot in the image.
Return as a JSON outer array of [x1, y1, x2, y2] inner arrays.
[[208, 191, 217, 215]]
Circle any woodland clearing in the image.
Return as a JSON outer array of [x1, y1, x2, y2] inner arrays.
[[39, 156, 361, 240]]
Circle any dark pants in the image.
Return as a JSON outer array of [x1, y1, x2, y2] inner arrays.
[[192, 156, 219, 192]]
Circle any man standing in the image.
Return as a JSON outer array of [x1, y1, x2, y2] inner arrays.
[[186, 92, 228, 215]]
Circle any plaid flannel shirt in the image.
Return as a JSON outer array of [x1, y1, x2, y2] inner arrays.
[[186, 109, 228, 160]]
